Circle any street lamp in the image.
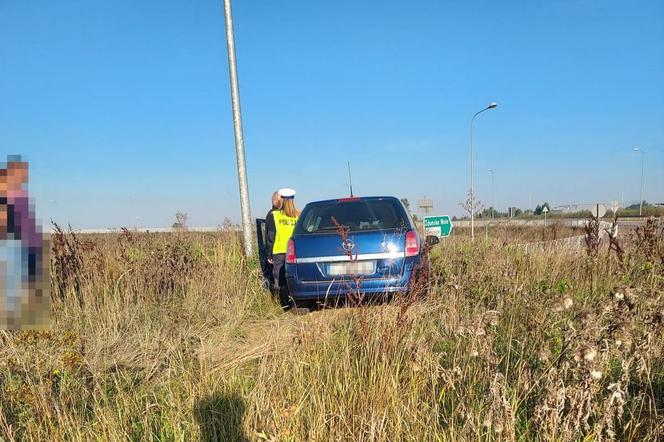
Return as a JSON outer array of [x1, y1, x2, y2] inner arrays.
[[633, 147, 645, 216], [488, 168, 495, 220], [470, 102, 497, 241], [223, 0, 254, 257]]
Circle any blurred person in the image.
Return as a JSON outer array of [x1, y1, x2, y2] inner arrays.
[[7, 157, 42, 284], [0, 167, 27, 329], [271, 188, 299, 303], [1, 156, 48, 329]]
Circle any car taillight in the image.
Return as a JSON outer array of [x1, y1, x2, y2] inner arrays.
[[405, 230, 420, 257], [286, 239, 297, 264]]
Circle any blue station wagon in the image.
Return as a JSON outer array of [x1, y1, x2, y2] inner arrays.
[[258, 196, 438, 308]]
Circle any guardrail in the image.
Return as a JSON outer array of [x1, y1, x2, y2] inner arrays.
[[46, 226, 241, 234], [520, 220, 614, 253], [452, 218, 613, 228]]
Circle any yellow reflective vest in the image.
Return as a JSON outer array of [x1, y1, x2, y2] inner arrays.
[[272, 210, 298, 254]]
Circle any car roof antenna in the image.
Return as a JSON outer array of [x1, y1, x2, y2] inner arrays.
[[347, 161, 354, 197]]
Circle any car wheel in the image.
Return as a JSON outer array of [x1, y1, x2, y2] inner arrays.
[[290, 306, 311, 315], [409, 266, 431, 299]]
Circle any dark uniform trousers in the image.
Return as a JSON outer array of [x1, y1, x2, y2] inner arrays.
[[272, 253, 286, 289]]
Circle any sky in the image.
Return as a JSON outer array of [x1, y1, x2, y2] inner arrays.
[[1, 0, 663, 229]]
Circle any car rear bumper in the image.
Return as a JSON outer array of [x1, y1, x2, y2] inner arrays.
[[285, 270, 413, 301]]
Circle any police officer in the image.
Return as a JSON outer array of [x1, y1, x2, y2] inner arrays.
[[271, 188, 299, 295], [264, 190, 282, 269]]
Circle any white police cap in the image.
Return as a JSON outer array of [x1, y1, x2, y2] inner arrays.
[[278, 188, 296, 199]]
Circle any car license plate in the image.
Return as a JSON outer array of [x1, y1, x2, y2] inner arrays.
[[328, 261, 375, 276]]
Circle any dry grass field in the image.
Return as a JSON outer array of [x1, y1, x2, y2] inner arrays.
[[1, 220, 663, 441], [450, 222, 585, 243]]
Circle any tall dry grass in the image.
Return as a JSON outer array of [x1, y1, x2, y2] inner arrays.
[[1, 220, 663, 441]]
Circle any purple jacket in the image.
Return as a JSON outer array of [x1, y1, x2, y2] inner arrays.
[[8, 191, 42, 249]]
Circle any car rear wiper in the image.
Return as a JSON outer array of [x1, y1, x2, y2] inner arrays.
[[315, 226, 346, 231]]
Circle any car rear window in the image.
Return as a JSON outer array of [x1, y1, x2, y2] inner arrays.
[[295, 198, 410, 234]]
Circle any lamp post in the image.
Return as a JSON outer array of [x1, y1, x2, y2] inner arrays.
[[470, 102, 497, 241], [223, 0, 254, 257], [633, 147, 645, 217], [488, 168, 495, 220]]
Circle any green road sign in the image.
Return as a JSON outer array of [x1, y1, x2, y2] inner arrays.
[[423, 215, 453, 238]]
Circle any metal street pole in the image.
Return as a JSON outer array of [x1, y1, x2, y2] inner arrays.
[[485, 168, 494, 241], [469, 102, 497, 241], [223, 0, 254, 257], [488, 168, 494, 220], [528, 194, 532, 212], [633, 147, 645, 217]]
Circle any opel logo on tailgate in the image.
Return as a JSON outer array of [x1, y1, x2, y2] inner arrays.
[[342, 239, 355, 252]]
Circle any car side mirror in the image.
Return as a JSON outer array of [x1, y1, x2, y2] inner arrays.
[[425, 235, 440, 247]]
